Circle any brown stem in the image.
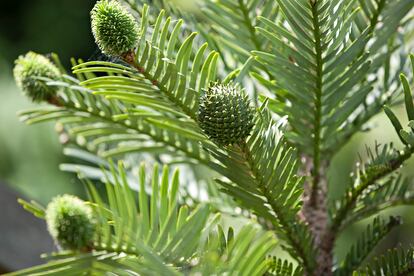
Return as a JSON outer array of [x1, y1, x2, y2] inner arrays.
[[47, 95, 63, 107], [301, 157, 333, 275], [121, 50, 197, 120]]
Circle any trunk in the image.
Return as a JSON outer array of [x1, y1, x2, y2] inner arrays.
[[301, 158, 333, 275]]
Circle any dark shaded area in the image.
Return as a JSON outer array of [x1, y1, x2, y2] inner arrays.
[[0, 0, 96, 71], [0, 183, 55, 272]]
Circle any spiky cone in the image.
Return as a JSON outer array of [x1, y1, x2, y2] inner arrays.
[[91, 0, 139, 57], [198, 83, 255, 146], [13, 51, 61, 103], [46, 195, 96, 251]]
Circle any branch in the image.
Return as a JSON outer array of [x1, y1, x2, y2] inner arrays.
[[72, 105, 208, 164], [357, 247, 414, 275], [327, 0, 405, 157], [336, 216, 402, 275], [309, 0, 324, 205], [123, 51, 197, 121], [340, 196, 414, 232], [238, 141, 314, 275], [331, 146, 414, 232]]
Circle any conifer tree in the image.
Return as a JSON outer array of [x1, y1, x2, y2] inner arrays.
[[8, 0, 414, 275]]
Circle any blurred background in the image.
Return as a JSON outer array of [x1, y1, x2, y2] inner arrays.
[[0, 0, 96, 272], [0, 0, 96, 204], [0, 0, 413, 273]]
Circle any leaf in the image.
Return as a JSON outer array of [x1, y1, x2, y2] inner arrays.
[[17, 199, 45, 219], [384, 105, 406, 145]]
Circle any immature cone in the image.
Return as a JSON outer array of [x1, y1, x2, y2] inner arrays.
[[46, 195, 96, 251], [198, 83, 255, 146], [13, 52, 60, 102], [91, 0, 139, 56]]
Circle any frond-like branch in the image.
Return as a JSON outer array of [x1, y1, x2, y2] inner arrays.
[[215, 106, 315, 273], [357, 247, 414, 275], [343, 175, 414, 227], [200, 0, 279, 70], [253, 0, 414, 184], [336, 216, 402, 275], [16, 7, 311, 267], [331, 143, 412, 233], [266, 257, 303, 276]]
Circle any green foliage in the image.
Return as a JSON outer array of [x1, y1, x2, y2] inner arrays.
[[267, 257, 303, 276], [383, 55, 414, 147], [336, 216, 402, 275], [198, 83, 254, 146], [356, 247, 414, 275], [13, 51, 61, 102], [45, 194, 96, 250], [331, 56, 414, 234], [91, 0, 140, 56], [9, 0, 414, 275], [215, 106, 315, 272], [201, 0, 279, 69], [8, 162, 276, 275]]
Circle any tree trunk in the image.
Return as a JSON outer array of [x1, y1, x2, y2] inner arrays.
[[300, 158, 333, 275]]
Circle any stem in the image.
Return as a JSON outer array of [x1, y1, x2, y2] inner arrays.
[[93, 243, 140, 257], [340, 197, 414, 232], [238, 0, 261, 52], [93, 243, 190, 272], [298, 3, 334, 274], [369, 0, 386, 33], [122, 51, 197, 121], [310, 0, 324, 206], [301, 159, 332, 276]]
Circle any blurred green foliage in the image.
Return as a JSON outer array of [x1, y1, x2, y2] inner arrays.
[[0, 74, 82, 204]]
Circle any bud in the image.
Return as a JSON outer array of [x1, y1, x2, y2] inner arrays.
[[46, 195, 96, 251], [198, 83, 255, 146], [91, 0, 139, 56], [13, 52, 60, 102]]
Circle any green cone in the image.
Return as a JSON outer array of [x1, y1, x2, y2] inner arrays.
[[198, 83, 255, 146], [13, 52, 60, 102], [46, 195, 96, 251], [91, 0, 139, 56]]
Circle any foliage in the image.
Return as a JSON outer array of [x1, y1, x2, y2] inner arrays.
[[12, 162, 276, 275], [7, 0, 414, 275]]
